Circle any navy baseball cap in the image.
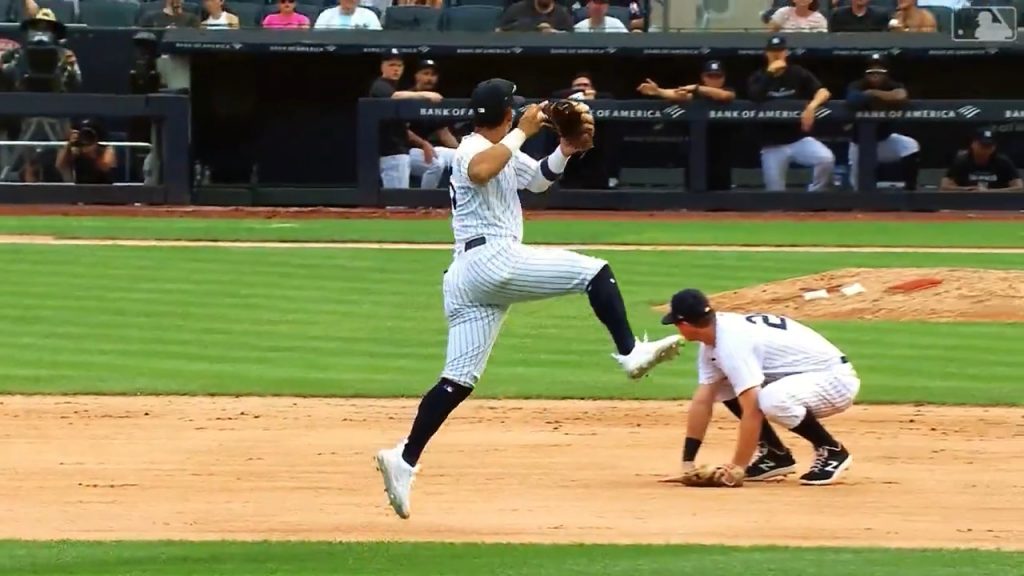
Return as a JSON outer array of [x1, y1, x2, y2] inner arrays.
[[766, 35, 787, 50], [702, 60, 724, 74], [381, 48, 402, 62], [470, 78, 517, 125], [417, 59, 437, 72], [865, 53, 888, 74], [974, 128, 996, 145], [661, 289, 713, 325]]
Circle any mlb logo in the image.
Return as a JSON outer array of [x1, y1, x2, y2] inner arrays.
[[952, 7, 1017, 42]]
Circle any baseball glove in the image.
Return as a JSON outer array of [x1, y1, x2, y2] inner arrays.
[[542, 100, 595, 151], [679, 464, 746, 488]]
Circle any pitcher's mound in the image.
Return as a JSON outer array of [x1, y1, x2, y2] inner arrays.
[[655, 268, 1024, 322]]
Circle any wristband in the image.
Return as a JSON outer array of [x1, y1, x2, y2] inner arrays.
[[499, 128, 527, 153], [540, 146, 570, 181]]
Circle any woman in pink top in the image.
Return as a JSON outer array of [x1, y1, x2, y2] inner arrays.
[[768, 0, 828, 32], [262, 0, 311, 28]]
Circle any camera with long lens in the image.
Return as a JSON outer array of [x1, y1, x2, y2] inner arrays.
[[71, 125, 98, 149]]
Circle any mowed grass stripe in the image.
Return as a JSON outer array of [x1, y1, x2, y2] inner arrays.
[[0, 541, 1021, 576], [0, 245, 1021, 403], [2, 215, 1024, 247]]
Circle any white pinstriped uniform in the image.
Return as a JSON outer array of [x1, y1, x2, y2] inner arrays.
[[441, 133, 606, 387], [698, 312, 860, 428]]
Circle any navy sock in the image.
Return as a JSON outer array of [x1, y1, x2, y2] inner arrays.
[[790, 411, 838, 449], [401, 378, 472, 466], [586, 264, 635, 355], [722, 397, 789, 454]]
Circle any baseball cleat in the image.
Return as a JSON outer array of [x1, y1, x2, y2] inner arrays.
[[745, 444, 797, 481], [800, 444, 852, 486], [375, 443, 419, 519], [613, 334, 683, 380]]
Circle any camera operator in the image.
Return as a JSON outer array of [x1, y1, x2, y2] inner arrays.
[[56, 120, 116, 184], [0, 9, 81, 93]]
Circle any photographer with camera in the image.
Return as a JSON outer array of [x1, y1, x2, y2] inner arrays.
[[55, 119, 116, 184]]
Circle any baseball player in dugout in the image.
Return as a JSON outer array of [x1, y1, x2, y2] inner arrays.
[[637, 60, 736, 191], [661, 289, 859, 488], [375, 78, 683, 519], [406, 59, 458, 189], [748, 35, 835, 192], [845, 53, 920, 191], [368, 49, 443, 189]]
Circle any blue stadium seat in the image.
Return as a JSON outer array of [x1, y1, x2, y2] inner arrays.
[[78, 0, 140, 26], [929, 5, 952, 32], [443, 5, 500, 30], [382, 5, 441, 30]]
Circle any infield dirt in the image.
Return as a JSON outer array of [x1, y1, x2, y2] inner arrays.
[[2, 396, 1022, 549]]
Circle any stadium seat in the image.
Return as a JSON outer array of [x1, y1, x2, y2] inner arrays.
[[928, 5, 952, 32], [443, 5, 500, 30], [0, 0, 13, 22], [450, 0, 505, 7], [382, 5, 441, 30], [78, 0, 140, 26], [572, 4, 629, 25], [227, 3, 263, 26]]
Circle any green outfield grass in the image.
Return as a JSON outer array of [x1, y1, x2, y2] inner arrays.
[[1, 244, 1020, 404], [1, 541, 1021, 576], [1, 215, 1024, 247]]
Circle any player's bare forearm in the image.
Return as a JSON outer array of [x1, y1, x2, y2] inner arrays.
[[731, 387, 762, 468], [686, 384, 716, 443], [467, 145, 514, 185], [995, 180, 1024, 192], [436, 128, 459, 149], [806, 88, 831, 112], [407, 130, 430, 149], [695, 86, 735, 103], [869, 88, 908, 103]]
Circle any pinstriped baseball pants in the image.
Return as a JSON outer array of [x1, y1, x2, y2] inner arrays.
[[440, 238, 607, 387], [758, 363, 862, 428]]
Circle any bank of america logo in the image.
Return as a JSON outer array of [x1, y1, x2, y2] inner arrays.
[[662, 105, 686, 119], [815, 108, 832, 119], [952, 7, 1017, 42], [957, 105, 982, 119]]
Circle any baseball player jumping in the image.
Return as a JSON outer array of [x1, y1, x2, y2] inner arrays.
[[661, 289, 859, 487], [375, 78, 683, 519]]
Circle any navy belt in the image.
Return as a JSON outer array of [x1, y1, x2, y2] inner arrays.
[[465, 237, 486, 252]]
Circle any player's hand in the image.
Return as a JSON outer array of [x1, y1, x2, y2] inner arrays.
[[64, 51, 77, 67], [558, 111, 595, 156], [679, 84, 698, 93], [517, 102, 548, 138], [767, 60, 787, 76], [422, 143, 436, 165], [800, 107, 816, 132], [419, 91, 443, 103], [582, 89, 596, 100], [637, 79, 660, 96]]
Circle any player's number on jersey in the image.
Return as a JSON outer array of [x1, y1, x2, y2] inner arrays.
[[745, 314, 788, 330], [449, 183, 457, 210]]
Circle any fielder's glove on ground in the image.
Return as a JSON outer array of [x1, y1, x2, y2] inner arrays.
[[680, 463, 745, 487], [542, 100, 595, 152]]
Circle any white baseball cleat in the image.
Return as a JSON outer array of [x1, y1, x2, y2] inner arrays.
[[613, 334, 683, 379], [375, 443, 419, 519]]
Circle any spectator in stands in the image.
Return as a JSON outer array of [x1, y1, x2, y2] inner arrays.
[[941, 129, 1023, 191], [889, 0, 937, 32], [574, 0, 629, 32], [498, 0, 574, 32], [315, 0, 382, 29], [262, 0, 311, 28], [407, 60, 458, 189], [830, 0, 890, 31], [139, 0, 202, 27], [551, 72, 622, 188], [55, 119, 116, 185], [201, 0, 240, 27], [768, 0, 828, 32], [1, 8, 80, 92], [369, 49, 443, 189], [637, 60, 736, 191]]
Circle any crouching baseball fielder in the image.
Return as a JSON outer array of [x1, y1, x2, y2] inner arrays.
[[660, 289, 859, 487], [375, 78, 682, 519]]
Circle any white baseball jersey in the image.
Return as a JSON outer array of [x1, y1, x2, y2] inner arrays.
[[697, 312, 859, 428], [439, 133, 606, 387]]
